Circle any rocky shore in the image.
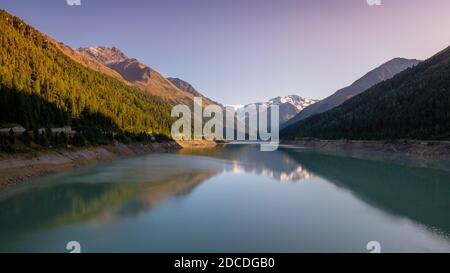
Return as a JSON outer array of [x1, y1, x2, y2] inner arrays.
[[0, 140, 216, 189], [281, 139, 450, 171], [282, 139, 450, 157]]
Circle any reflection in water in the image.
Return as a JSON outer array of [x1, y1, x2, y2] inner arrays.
[[282, 149, 450, 237], [0, 155, 222, 244], [229, 160, 313, 183], [1, 145, 450, 252], [181, 145, 314, 183], [181, 145, 450, 239]]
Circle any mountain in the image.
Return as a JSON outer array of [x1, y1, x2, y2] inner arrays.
[[237, 95, 317, 126], [77, 46, 127, 64], [283, 58, 421, 128], [0, 9, 172, 135], [281, 46, 450, 140], [78, 47, 218, 107], [167, 77, 203, 97], [262, 96, 318, 124], [77, 46, 192, 106], [167, 77, 222, 106], [49, 43, 128, 83]]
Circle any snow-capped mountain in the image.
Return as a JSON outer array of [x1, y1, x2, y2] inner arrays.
[[255, 95, 317, 112], [78, 46, 128, 65], [235, 95, 318, 126], [237, 95, 318, 125]]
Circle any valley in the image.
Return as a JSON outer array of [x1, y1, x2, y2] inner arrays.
[[1, 1, 450, 255]]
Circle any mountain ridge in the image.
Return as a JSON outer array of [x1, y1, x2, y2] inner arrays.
[[281, 46, 450, 140], [77, 46, 219, 107], [167, 77, 221, 106], [283, 57, 421, 128], [237, 95, 318, 125]]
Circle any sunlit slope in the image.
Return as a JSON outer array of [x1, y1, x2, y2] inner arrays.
[[0, 9, 172, 134]]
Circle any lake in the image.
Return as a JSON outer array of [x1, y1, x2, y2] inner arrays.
[[1, 145, 450, 252]]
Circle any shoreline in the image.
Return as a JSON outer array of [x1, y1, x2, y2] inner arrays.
[[281, 139, 450, 170], [0, 140, 216, 189], [281, 139, 450, 157], [3, 138, 450, 189]]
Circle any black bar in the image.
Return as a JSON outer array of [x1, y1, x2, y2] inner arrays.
[[2, 253, 449, 272]]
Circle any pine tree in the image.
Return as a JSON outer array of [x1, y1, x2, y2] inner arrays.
[[8, 128, 15, 145]]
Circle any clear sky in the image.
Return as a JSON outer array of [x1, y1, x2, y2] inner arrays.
[[2, 0, 450, 105]]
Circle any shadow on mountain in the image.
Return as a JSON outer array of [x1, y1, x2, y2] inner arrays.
[[282, 149, 450, 235], [0, 87, 120, 131]]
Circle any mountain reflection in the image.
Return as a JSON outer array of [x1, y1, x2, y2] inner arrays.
[[180, 145, 314, 183], [0, 166, 219, 239], [2, 146, 450, 251], [0, 146, 315, 243], [282, 149, 450, 236], [229, 160, 313, 183], [182, 145, 450, 236]]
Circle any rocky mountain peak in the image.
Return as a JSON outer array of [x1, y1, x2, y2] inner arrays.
[[77, 46, 128, 65]]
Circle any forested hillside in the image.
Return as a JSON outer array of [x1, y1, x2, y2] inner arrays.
[[281, 46, 450, 140], [0, 10, 173, 136]]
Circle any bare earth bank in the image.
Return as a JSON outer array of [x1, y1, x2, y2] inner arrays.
[[281, 139, 450, 170], [0, 140, 216, 189], [282, 139, 450, 157]]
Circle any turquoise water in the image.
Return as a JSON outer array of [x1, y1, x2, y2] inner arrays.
[[1, 145, 450, 252]]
